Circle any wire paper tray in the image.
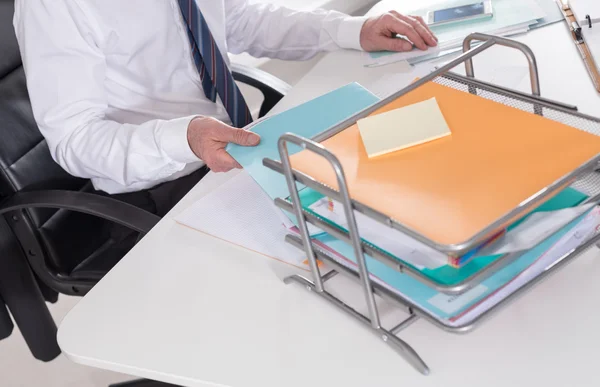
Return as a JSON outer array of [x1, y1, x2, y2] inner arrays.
[[263, 33, 600, 294], [261, 33, 600, 374]]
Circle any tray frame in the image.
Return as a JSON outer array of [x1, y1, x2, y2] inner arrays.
[[262, 33, 600, 374]]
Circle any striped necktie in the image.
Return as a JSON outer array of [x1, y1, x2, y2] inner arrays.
[[177, 0, 252, 128]]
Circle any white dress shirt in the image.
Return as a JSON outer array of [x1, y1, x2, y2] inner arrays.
[[13, 0, 366, 194]]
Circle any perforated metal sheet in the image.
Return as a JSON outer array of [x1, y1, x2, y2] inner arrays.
[[572, 171, 600, 197], [435, 74, 600, 198]]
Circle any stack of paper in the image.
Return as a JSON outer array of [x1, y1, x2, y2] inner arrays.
[[175, 171, 310, 270], [294, 186, 590, 280], [365, 0, 556, 67], [453, 205, 600, 325], [313, 205, 600, 326]]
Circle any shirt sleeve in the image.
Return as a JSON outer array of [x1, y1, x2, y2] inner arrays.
[[13, 0, 200, 194], [224, 0, 368, 60]]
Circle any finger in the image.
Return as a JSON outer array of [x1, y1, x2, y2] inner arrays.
[[411, 15, 438, 42], [389, 11, 435, 40], [383, 15, 427, 50], [394, 13, 437, 47], [213, 148, 242, 172], [219, 126, 261, 146], [379, 36, 414, 52], [390, 11, 436, 39]]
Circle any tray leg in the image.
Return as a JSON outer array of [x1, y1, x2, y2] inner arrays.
[[278, 134, 430, 375], [390, 312, 419, 334], [284, 273, 430, 375]]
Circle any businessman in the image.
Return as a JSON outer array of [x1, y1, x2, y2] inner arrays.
[[14, 0, 437, 216]]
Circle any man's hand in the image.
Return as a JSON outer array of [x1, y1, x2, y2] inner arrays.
[[360, 11, 438, 52], [187, 116, 260, 173]]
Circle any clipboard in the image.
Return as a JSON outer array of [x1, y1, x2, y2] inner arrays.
[[556, 0, 600, 92]]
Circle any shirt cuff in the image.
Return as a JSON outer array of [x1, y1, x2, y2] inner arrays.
[[336, 16, 368, 51], [160, 115, 200, 164]]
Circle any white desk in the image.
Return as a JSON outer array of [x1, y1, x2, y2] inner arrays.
[[58, 19, 600, 387]]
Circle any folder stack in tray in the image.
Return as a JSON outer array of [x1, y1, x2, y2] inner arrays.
[[275, 78, 600, 321], [229, 77, 600, 324], [288, 80, 600, 253], [287, 186, 600, 326]]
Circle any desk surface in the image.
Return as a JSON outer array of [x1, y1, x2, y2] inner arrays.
[[58, 20, 600, 387]]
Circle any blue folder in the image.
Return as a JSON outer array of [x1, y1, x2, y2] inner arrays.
[[227, 83, 379, 200]]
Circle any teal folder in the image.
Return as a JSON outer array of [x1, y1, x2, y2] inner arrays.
[[292, 187, 588, 287], [227, 83, 379, 200]]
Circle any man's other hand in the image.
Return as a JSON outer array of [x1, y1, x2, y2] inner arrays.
[[360, 11, 438, 52], [187, 117, 260, 173]]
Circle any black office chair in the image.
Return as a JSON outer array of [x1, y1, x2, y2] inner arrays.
[[0, 0, 290, 375], [0, 275, 13, 342]]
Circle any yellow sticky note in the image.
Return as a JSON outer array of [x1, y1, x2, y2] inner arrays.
[[357, 97, 451, 158]]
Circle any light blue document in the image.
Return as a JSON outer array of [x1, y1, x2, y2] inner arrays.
[[529, 0, 564, 30], [227, 83, 379, 200]]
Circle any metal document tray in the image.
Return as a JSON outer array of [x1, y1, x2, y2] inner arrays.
[[264, 33, 600, 294], [262, 33, 600, 374]]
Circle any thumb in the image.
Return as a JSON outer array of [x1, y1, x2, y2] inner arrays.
[[220, 125, 261, 146]]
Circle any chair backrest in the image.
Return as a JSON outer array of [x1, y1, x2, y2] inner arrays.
[[0, 1, 83, 195], [0, 299, 12, 341], [0, 0, 112, 277]]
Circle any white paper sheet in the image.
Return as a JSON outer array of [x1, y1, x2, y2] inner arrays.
[[309, 195, 594, 269], [175, 171, 309, 270], [308, 197, 449, 269], [453, 205, 600, 326], [484, 204, 595, 255]]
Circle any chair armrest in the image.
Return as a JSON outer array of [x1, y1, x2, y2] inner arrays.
[[0, 190, 160, 234], [231, 63, 292, 117], [231, 62, 292, 96]]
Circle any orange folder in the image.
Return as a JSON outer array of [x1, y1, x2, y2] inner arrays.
[[290, 81, 600, 246]]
